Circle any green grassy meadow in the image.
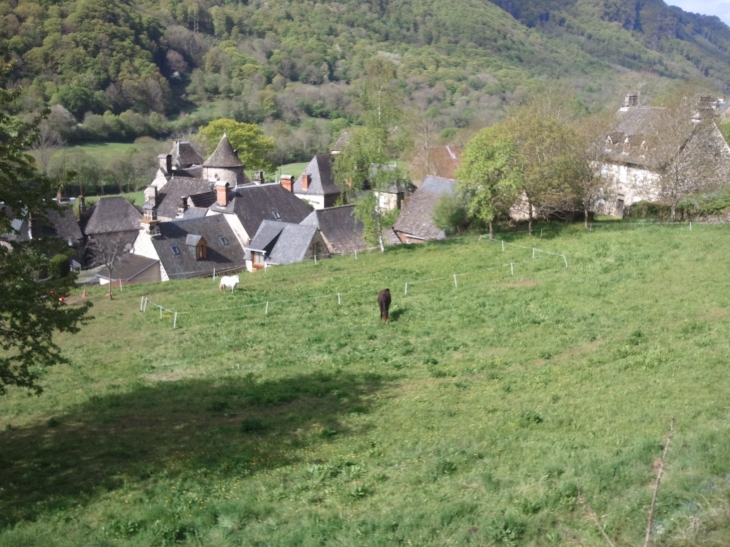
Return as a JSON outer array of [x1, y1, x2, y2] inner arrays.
[[2, 224, 730, 546]]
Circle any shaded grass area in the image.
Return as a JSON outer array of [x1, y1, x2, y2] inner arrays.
[[2, 224, 730, 546]]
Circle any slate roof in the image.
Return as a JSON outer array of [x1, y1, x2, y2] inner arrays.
[[156, 177, 214, 219], [420, 175, 458, 195], [171, 141, 204, 168], [85, 197, 142, 235], [301, 205, 368, 254], [96, 254, 159, 282], [393, 177, 457, 241], [42, 205, 83, 243], [189, 190, 217, 208], [210, 183, 312, 237], [151, 215, 245, 279], [293, 154, 341, 196], [204, 134, 244, 168], [1, 205, 30, 242], [246, 220, 319, 265]]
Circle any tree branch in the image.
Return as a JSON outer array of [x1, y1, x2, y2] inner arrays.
[[644, 418, 675, 547]]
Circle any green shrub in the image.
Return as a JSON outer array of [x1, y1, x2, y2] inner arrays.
[[48, 254, 70, 279]]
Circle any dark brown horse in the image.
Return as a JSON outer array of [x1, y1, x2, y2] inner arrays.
[[377, 289, 391, 322]]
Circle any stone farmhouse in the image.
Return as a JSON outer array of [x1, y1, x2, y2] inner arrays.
[[598, 93, 730, 216]]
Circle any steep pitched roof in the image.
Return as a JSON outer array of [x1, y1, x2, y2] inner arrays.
[[96, 254, 159, 282], [331, 131, 350, 153], [171, 141, 204, 168], [393, 178, 456, 241], [211, 183, 311, 237], [85, 197, 142, 235], [247, 221, 319, 264], [301, 205, 367, 254], [156, 177, 214, 219], [43, 205, 83, 243], [151, 215, 245, 279], [293, 154, 341, 196], [204, 134, 244, 168]]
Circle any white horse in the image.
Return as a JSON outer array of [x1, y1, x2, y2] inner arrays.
[[219, 274, 240, 292]]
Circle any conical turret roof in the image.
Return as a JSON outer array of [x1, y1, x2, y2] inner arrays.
[[204, 133, 244, 168]]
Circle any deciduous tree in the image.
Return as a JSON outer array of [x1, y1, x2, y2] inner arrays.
[[0, 65, 92, 395], [456, 125, 521, 240]]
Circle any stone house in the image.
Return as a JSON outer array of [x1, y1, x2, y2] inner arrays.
[[598, 94, 730, 216], [284, 154, 342, 209]]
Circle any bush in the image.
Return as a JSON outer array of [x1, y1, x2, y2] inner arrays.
[[49, 254, 70, 279], [433, 193, 469, 235]]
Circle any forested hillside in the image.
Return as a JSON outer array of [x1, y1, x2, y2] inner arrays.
[[2, 0, 730, 158]]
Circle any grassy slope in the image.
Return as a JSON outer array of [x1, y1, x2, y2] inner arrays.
[[2, 224, 730, 546]]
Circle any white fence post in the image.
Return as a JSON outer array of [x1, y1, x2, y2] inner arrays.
[[314, 254, 317, 265], [140, 296, 145, 311], [355, 250, 358, 260], [501, 240, 505, 251], [453, 274, 458, 288], [479, 234, 482, 243], [562, 254, 568, 268], [265, 301, 269, 315], [159, 306, 162, 319], [173, 312, 178, 329], [404, 282, 408, 295], [690, 222, 692, 231], [510, 263, 514, 276], [532, 248, 536, 259], [337, 293, 341, 305], [213, 268, 216, 279], [540, 228, 543, 237]]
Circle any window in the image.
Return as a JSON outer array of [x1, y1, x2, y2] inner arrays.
[[171, 246, 181, 255], [272, 210, 281, 220], [219, 236, 229, 245]]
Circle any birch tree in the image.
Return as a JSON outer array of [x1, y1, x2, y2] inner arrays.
[[334, 58, 408, 252]]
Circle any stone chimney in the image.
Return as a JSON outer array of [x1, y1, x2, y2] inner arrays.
[[216, 181, 230, 207], [624, 94, 639, 108], [144, 185, 158, 207], [254, 171, 264, 184], [166, 154, 173, 175], [142, 203, 161, 237], [301, 173, 310, 191], [280, 175, 294, 192], [177, 195, 188, 217]]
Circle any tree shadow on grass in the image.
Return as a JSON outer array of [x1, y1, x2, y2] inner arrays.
[[0, 369, 391, 527]]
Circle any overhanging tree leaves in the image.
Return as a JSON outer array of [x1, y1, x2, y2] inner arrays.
[[1, 64, 92, 395], [456, 125, 521, 240]]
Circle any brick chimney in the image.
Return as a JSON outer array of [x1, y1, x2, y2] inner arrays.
[[301, 173, 310, 191], [216, 181, 230, 206], [280, 175, 294, 192]]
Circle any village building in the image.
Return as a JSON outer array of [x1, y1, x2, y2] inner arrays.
[[300, 205, 369, 255], [285, 154, 342, 209], [95, 254, 160, 286], [206, 182, 313, 249], [84, 196, 142, 251], [245, 220, 329, 271], [393, 175, 458, 243], [599, 93, 730, 216], [132, 214, 245, 281]]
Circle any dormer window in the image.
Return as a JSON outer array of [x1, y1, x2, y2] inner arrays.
[[186, 234, 207, 260]]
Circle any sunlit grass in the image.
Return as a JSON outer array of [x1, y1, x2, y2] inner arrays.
[[2, 223, 730, 546]]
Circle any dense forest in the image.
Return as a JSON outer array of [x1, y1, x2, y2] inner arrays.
[[3, 0, 730, 162]]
